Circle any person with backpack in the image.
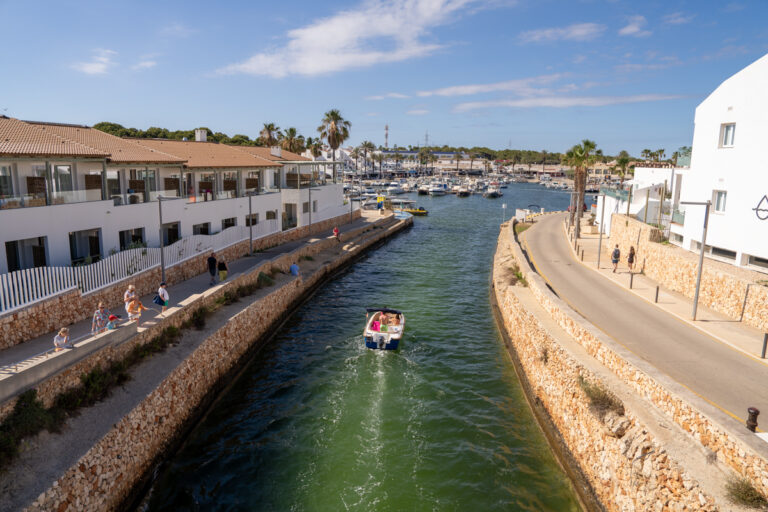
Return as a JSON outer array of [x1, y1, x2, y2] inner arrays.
[[611, 245, 621, 273]]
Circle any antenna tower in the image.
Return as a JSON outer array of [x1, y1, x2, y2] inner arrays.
[[385, 124, 389, 148]]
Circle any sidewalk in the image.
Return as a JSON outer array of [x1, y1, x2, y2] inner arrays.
[[568, 221, 768, 364], [0, 217, 370, 370]]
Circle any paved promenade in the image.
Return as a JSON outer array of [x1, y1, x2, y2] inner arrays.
[[0, 217, 369, 372], [521, 212, 768, 434]]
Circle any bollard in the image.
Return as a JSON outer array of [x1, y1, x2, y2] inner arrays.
[[747, 407, 760, 432], [630, 272, 634, 289], [762, 333, 768, 359], [581, 249, 584, 261], [654, 285, 659, 303]]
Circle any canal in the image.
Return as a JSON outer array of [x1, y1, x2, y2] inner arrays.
[[141, 184, 581, 511]]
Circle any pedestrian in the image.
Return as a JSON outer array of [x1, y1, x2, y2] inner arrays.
[[53, 327, 74, 351], [123, 284, 136, 316], [207, 252, 217, 286], [91, 302, 110, 334], [289, 262, 300, 277], [127, 297, 148, 326], [218, 258, 229, 282], [627, 246, 636, 273], [611, 244, 621, 273], [157, 282, 170, 313], [333, 226, 341, 243]]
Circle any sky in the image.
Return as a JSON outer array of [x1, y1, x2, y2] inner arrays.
[[1, 0, 767, 156]]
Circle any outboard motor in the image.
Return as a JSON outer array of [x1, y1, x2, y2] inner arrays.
[[377, 335, 386, 349]]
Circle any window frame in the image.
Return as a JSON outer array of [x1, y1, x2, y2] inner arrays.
[[719, 123, 735, 148], [712, 190, 727, 213]]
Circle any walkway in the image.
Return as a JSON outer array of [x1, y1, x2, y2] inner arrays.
[[0, 217, 370, 371], [521, 212, 768, 433]]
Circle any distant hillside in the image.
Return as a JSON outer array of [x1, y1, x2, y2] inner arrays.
[[93, 122, 263, 146]]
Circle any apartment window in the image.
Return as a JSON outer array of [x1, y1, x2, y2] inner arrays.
[[748, 255, 768, 270], [720, 123, 735, 147], [313, 200, 318, 213], [303, 201, 310, 214], [0, 165, 13, 198], [5, 237, 47, 272], [222, 217, 237, 230], [119, 228, 145, 250], [713, 190, 727, 213], [711, 246, 736, 260], [193, 222, 210, 235], [245, 213, 259, 226], [266, 210, 277, 220], [162, 222, 181, 245]]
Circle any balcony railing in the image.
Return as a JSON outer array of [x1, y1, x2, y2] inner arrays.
[[671, 209, 685, 225], [600, 187, 629, 201]]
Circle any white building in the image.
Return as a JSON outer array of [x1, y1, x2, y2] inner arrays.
[[0, 117, 346, 274], [671, 53, 768, 272]]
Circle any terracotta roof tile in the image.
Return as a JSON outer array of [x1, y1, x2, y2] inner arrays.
[[233, 145, 310, 162], [130, 139, 275, 168], [26, 122, 186, 165], [0, 117, 109, 158]]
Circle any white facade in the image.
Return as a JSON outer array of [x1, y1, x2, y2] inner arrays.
[[674, 53, 768, 271]]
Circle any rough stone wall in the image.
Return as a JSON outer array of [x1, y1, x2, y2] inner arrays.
[[0, 210, 361, 350], [514, 219, 768, 500], [24, 214, 405, 512], [494, 233, 716, 510], [606, 214, 768, 332]]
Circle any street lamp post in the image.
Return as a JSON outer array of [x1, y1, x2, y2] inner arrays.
[[248, 190, 254, 255], [158, 195, 166, 283], [597, 192, 606, 269], [680, 200, 711, 320]]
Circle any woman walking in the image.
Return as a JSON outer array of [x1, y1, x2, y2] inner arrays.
[[218, 258, 229, 282], [627, 246, 636, 273]]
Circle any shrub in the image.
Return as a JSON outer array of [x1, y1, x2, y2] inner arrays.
[[300, 255, 314, 262], [725, 476, 768, 508], [514, 223, 532, 234], [257, 272, 275, 288], [270, 266, 282, 277], [191, 307, 208, 330], [578, 376, 624, 418]]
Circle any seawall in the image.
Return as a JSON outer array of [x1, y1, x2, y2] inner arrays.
[[493, 218, 768, 510], [20, 213, 410, 511]]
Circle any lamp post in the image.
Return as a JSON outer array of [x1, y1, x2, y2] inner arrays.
[[248, 190, 255, 255], [597, 192, 606, 269], [157, 195, 166, 282], [680, 200, 711, 320]]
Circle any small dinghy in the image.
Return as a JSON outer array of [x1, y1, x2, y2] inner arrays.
[[364, 308, 405, 350]]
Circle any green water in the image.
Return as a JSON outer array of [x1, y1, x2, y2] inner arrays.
[[142, 185, 580, 511]]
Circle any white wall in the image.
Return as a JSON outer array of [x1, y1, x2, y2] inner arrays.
[[679, 53, 768, 268]]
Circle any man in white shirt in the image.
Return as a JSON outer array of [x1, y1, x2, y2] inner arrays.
[[158, 282, 170, 313]]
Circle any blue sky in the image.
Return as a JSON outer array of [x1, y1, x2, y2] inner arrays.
[[1, 0, 766, 155]]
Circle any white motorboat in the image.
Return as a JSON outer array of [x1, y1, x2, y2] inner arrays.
[[429, 183, 448, 196], [483, 186, 502, 198], [364, 308, 405, 350]]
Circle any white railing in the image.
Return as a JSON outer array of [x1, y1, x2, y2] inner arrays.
[[1, 219, 294, 315]]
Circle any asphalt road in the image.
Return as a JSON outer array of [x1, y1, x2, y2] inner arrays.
[[522, 212, 768, 429]]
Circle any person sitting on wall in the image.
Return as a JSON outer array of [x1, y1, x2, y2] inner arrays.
[[289, 262, 300, 277], [106, 315, 119, 330], [53, 328, 74, 351], [91, 302, 111, 334], [127, 298, 148, 326]]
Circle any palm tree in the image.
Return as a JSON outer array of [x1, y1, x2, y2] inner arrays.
[[309, 140, 323, 159], [317, 109, 351, 183], [469, 152, 477, 173], [281, 127, 305, 153], [564, 139, 599, 238], [429, 153, 438, 175], [260, 123, 281, 147], [656, 148, 666, 162], [641, 149, 651, 161], [360, 140, 375, 176], [454, 152, 462, 174], [615, 150, 631, 188]]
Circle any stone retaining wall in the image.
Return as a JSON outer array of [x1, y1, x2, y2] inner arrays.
[[0, 210, 361, 350], [506, 218, 768, 503], [494, 229, 716, 510], [23, 215, 409, 511], [606, 214, 768, 332]]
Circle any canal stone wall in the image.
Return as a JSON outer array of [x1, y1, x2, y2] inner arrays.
[[23, 214, 410, 512], [605, 214, 768, 332], [0, 210, 361, 350], [494, 219, 768, 510]]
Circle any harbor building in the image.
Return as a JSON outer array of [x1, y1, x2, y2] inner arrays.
[[0, 118, 345, 274], [671, 53, 768, 271]]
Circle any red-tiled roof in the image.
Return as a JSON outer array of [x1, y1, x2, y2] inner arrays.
[[0, 117, 109, 158], [25, 122, 185, 165], [233, 145, 310, 162], [130, 139, 275, 168]]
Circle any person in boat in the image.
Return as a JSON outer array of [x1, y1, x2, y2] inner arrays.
[[389, 313, 400, 326]]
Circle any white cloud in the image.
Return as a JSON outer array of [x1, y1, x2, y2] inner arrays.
[[132, 60, 157, 70], [407, 109, 429, 115], [663, 12, 695, 25], [454, 94, 681, 112], [219, 0, 483, 78], [72, 49, 117, 75], [519, 23, 605, 43], [417, 74, 561, 97], [160, 22, 194, 37], [619, 16, 651, 37], [366, 92, 410, 100]]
